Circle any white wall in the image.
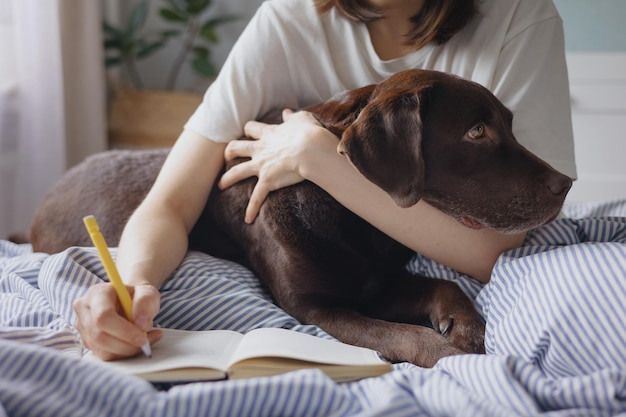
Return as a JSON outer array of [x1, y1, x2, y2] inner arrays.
[[554, 0, 626, 53], [0, 0, 18, 239], [565, 53, 626, 203], [0, 0, 16, 82], [553, 1, 626, 203]]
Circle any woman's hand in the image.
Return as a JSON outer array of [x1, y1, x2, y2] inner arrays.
[[73, 282, 162, 361], [219, 109, 336, 223]]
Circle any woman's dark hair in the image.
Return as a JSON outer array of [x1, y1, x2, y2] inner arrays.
[[314, 0, 478, 50]]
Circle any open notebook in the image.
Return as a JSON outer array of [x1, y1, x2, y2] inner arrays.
[[84, 327, 392, 383]]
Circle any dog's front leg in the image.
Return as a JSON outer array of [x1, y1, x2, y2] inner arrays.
[[364, 272, 486, 357], [297, 306, 465, 368]]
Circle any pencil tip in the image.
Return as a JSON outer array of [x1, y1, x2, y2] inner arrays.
[[141, 341, 152, 358]]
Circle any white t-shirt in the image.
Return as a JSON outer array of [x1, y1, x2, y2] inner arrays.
[[185, 0, 577, 179]]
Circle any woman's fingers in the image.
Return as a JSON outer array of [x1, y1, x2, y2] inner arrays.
[[219, 109, 324, 222], [282, 108, 294, 120], [218, 159, 258, 190], [129, 284, 160, 332], [73, 282, 161, 361], [242, 109, 315, 142], [245, 182, 271, 223], [224, 138, 257, 162], [146, 328, 163, 346], [74, 288, 142, 359], [219, 160, 276, 223], [243, 120, 272, 140]]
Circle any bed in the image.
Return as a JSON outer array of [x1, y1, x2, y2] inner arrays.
[[1, 198, 626, 417], [3, 53, 626, 416]]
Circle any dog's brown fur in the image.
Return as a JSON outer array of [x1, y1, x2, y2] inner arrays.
[[30, 69, 572, 367]]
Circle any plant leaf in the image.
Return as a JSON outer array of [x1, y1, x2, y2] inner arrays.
[[199, 24, 218, 43], [128, 0, 149, 36], [137, 39, 168, 59], [120, 37, 136, 58], [186, 0, 211, 15], [105, 56, 123, 68], [102, 21, 122, 36], [159, 7, 188, 23], [164, 0, 186, 15], [104, 39, 123, 49], [192, 55, 217, 78], [161, 29, 182, 38], [192, 45, 209, 59], [204, 15, 240, 27], [198, 14, 240, 42]]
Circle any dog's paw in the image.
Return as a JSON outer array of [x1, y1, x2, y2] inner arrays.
[[430, 282, 486, 354], [408, 327, 467, 368], [439, 315, 485, 354]]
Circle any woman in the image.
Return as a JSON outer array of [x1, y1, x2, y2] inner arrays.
[[74, 0, 576, 360]]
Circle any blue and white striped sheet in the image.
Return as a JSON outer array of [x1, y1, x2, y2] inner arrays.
[[1, 200, 626, 417]]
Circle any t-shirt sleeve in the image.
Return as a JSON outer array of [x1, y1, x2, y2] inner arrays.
[[184, 2, 298, 143], [490, 15, 577, 179]]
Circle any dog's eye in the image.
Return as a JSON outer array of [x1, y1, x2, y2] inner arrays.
[[468, 124, 485, 140]]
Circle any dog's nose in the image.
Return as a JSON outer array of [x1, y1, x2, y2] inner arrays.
[[545, 172, 573, 196]]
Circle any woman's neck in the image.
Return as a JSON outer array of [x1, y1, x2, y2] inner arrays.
[[366, 0, 425, 60]]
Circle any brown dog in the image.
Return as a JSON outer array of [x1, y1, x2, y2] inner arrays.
[[30, 69, 572, 367]]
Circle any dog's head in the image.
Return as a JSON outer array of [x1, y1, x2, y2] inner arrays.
[[315, 69, 572, 233]]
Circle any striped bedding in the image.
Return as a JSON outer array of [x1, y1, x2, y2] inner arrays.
[[1, 200, 625, 417]]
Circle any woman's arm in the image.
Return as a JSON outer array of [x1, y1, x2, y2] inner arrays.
[[220, 110, 525, 283], [299, 131, 525, 282], [74, 130, 226, 360], [116, 130, 226, 289]]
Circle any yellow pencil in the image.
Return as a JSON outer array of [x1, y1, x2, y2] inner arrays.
[[83, 215, 152, 358]]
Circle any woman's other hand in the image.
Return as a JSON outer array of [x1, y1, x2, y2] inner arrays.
[[73, 282, 162, 360], [219, 109, 336, 223]]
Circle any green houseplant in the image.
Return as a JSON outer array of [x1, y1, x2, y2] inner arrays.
[[103, 0, 238, 90], [159, 0, 239, 89], [102, 0, 239, 148]]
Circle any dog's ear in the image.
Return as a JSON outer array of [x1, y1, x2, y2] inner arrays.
[[308, 84, 377, 137], [337, 87, 429, 208]]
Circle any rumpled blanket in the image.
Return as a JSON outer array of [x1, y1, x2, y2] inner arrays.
[[1, 200, 625, 417]]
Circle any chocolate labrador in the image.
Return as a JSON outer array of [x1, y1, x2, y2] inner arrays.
[[29, 69, 572, 367]]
